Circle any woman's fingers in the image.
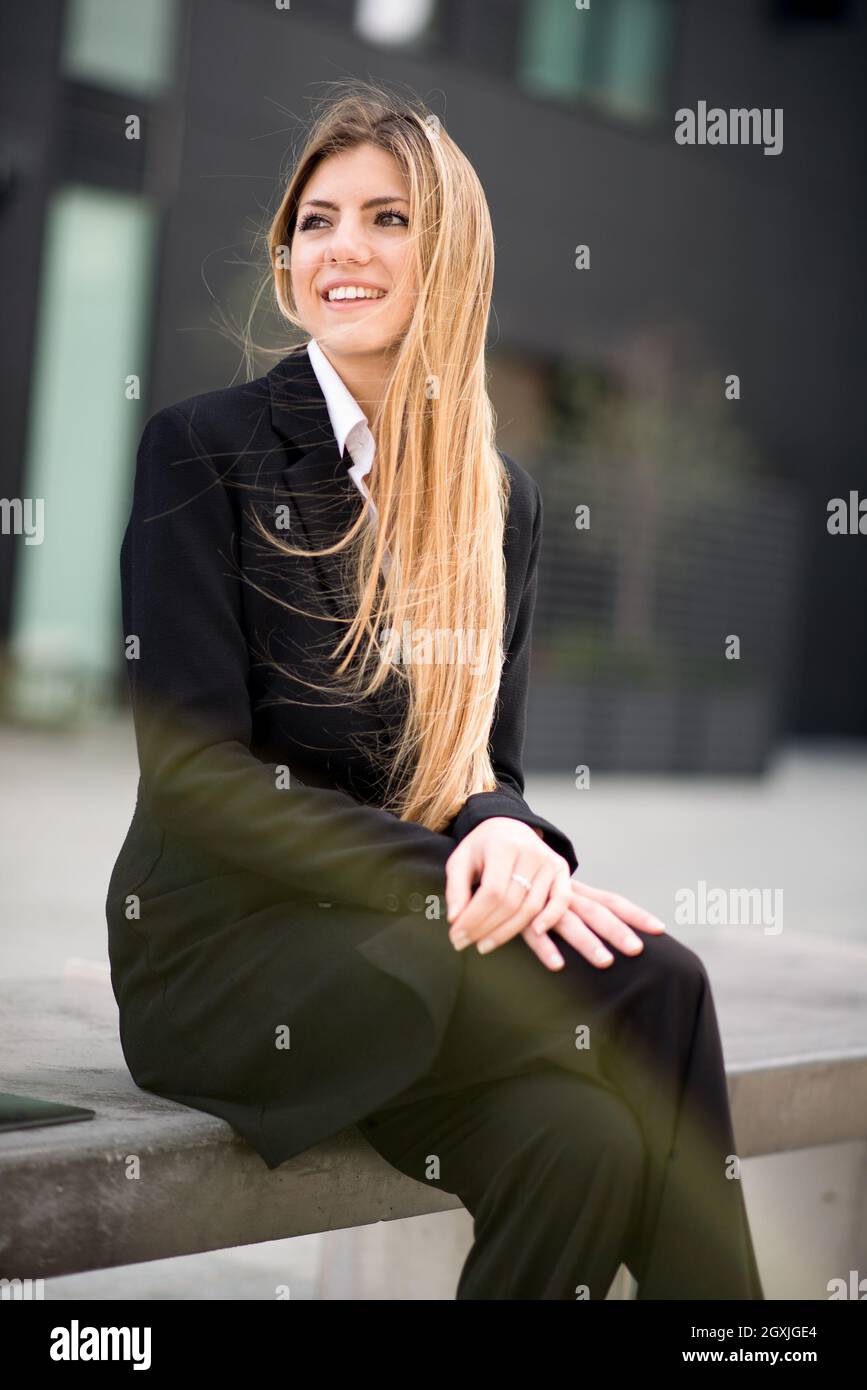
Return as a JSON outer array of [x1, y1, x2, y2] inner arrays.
[[446, 819, 572, 950], [569, 893, 646, 955], [520, 923, 565, 971], [520, 899, 655, 972], [468, 858, 565, 956], [446, 827, 667, 965], [443, 840, 480, 926], [496, 880, 669, 974], [522, 908, 617, 970], [450, 853, 556, 952], [569, 880, 667, 933], [547, 909, 617, 967], [525, 866, 576, 936]]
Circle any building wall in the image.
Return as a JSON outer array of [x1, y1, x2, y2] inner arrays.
[[2, 0, 865, 737]]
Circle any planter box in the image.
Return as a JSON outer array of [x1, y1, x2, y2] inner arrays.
[[524, 682, 775, 775]]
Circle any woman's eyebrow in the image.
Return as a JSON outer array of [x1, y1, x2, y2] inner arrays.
[[298, 195, 409, 211]]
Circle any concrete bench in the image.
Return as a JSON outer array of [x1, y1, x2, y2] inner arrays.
[[2, 928, 866, 1281]]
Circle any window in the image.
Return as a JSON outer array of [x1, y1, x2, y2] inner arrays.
[[517, 0, 677, 122], [60, 0, 178, 97], [7, 186, 158, 720]]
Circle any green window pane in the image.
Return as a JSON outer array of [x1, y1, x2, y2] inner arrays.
[[9, 185, 158, 722], [606, 0, 676, 118], [518, 0, 591, 100], [61, 0, 178, 96], [517, 0, 674, 120]]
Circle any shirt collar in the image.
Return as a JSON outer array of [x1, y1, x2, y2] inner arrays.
[[306, 338, 371, 462]]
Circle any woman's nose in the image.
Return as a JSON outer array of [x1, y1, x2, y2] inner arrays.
[[325, 217, 372, 264]]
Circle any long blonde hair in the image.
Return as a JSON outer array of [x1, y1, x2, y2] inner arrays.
[[257, 81, 510, 834]]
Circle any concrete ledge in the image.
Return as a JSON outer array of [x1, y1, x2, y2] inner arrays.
[[2, 929, 866, 1278]]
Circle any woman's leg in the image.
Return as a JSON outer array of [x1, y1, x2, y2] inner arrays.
[[543, 930, 765, 1301], [359, 1068, 646, 1299], [363, 927, 764, 1300], [598, 937, 765, 1300]]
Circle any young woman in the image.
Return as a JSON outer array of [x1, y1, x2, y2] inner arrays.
[[106, 83, 764, 1301]]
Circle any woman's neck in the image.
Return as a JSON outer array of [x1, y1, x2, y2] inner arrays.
[[317, 343, 392, 417]]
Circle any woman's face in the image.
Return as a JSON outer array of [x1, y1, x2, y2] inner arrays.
[[290, 142, 416, 355]]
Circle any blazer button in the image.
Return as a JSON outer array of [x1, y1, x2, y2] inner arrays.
[[383, 892, 400, 912]]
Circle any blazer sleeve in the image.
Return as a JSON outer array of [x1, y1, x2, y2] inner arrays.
[[120, 404, 457, 915], [444, 478, 580, 876]]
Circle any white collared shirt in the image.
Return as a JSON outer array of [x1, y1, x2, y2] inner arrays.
[[306, 338, 391, 576]]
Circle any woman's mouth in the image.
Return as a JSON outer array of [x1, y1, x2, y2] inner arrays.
[[320, 286, 388, 310]]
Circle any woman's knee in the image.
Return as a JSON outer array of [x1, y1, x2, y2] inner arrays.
[[552, 1079, 644, 1189], [494, 1072, 646, 1196], [632, 928, 709, 999]]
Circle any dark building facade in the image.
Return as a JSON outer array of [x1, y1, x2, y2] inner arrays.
[[1, 0, 865, 761]]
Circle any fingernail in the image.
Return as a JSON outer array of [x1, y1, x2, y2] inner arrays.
[[650, 917, 666, 930], [477, 939, 495, 955], [549, 952, 564, 969], [626, 937, 644, 953], [450, 932, 469, 950], [595, 949, 613, 965]]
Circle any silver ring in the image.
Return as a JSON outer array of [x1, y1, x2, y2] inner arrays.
[[511, 872, 533, 893]]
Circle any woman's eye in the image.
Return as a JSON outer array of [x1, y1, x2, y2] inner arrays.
[[376, 209, 409, 227], [297, 208, 408, 233]]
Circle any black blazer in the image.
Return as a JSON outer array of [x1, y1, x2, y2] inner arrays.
[[105, 345, 579, 1169]]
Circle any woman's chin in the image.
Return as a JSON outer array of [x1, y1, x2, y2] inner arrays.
[[314, 319, 403, 354]]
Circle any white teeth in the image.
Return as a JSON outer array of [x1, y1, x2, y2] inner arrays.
[[325, 286, 386, 301]]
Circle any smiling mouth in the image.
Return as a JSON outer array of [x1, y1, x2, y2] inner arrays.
[[320, 287, 388, 305]]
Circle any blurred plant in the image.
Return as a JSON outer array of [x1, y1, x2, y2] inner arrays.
[[537, 625, 758, 691], [537, 332, 769, 680]]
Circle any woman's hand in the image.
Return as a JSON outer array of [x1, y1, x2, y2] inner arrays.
[[445, 817, 666, 971], [445, 817, 575, 954], [517, 880, 667, 971]]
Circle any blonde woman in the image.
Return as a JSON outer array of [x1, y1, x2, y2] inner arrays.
[[106, 82, 764, 1301]]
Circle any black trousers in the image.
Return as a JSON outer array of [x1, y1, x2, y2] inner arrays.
[[357, 927, 765, 1301]]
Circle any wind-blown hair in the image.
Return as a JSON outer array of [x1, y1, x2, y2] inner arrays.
[[259, 80, 509, 834]]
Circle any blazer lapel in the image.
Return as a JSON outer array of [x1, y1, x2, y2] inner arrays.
[[266, 347, 407, 727], [268, 347, 364, 618]]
